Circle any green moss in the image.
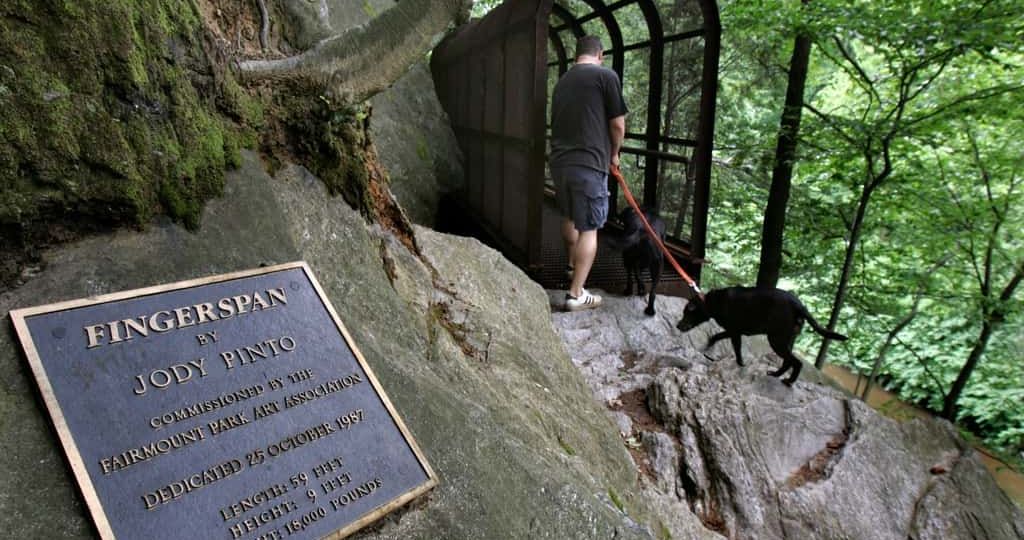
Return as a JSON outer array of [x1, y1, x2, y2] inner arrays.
[[280, 92, 379, 217], [415, 135, 431, 163], [223, 128, 243, 170], [58, 1, 86, 18], [607, 487, 624, 513], [557, 435, 577, 456], [0, 0, 255, 255], [0, 0, 405, 284], [125, 21, 151, 86], [158, 179, 194, 228], [222, 76, 265, 127], [362, 1, 378, 18]]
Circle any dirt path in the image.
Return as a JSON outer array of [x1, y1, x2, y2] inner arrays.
[[823, 365, 1024, 508]]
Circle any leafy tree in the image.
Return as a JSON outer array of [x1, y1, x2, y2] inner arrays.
[[703, 0, 797, 286], [797, 0, 1023, 369], [713, 0, 1023, 454], [936, 123, 1023, 419], [757, 0, 812, 288], [857, 256, 946, 402]]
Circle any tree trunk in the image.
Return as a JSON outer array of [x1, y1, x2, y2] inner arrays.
[[814, 177, 877, 368], [660, 2, 686, 234], [942, 321, 994, 419], [756, 1, 812, 288], [672, 159, 697, 238], [942, 260, 1024, 419]]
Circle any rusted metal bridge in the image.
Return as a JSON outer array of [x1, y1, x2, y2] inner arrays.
[[431, 0, 720, 295]]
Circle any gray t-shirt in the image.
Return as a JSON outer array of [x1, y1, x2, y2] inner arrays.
[[549, 63, 628, 173]]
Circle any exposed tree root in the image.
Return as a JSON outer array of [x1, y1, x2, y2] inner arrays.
[[254, 0, 269, 51], [235, 0, 471, 102]]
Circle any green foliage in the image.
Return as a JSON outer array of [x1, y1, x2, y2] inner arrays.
[[274, 90, 383, 219], [362, 1, 378, 19], [473, 0, 1024, 457], [712, 0, 1024, 456], [470, 0, 502, 18]]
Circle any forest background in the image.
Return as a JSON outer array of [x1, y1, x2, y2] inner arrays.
[[472, 0, 1023, 465]]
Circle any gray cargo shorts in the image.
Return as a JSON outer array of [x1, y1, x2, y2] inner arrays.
[[552, 165, 609, 232]]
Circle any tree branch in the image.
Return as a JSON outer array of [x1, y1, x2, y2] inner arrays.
[[255, 0, 269, 51], [996, 257, 1024, 308], [803, 102, 858, 146], [831, 35, 882, 108], [943, 180, 984, 291], [861, 283, 929, 401], [903, 49, 956, 104], [898, 83, 1024, 134]]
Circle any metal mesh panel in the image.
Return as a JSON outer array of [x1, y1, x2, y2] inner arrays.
[[433, 0, 720, 288]]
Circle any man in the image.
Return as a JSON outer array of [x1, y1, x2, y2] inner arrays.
[[549, 35, 627, 311]]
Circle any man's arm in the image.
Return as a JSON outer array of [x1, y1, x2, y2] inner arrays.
[[608, 115, 625, 167]]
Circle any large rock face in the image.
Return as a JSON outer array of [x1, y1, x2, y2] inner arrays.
[[0, 151, 662, 538], [371, 62, 464, 226], [550, 292, 1024, 540]]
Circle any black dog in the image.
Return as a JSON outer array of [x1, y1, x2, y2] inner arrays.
[[618, 206, 665, 316], [676, 287, 848, 385]]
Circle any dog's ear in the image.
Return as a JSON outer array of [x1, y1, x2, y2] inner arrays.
[[677, 298, 711, 332], [684, 299, 703, 314], [686, 293, 706, 308]]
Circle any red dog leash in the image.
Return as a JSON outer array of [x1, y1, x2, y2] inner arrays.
[[610, 163, 704, 300]]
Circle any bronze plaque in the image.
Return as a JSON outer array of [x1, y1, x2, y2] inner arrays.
[[9, 262, 436, 540]]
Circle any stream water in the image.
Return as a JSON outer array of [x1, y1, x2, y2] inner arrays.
[[823, 365, 1024, 508]]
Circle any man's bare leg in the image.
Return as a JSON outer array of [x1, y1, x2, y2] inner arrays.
[[561, 218, 579, 265], [569, 229, 597, 298]]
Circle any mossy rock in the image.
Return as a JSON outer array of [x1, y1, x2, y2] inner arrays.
[[0, 0, 256, 284]]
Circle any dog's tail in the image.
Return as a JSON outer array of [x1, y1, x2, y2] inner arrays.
[[795, 301, 848, 341]]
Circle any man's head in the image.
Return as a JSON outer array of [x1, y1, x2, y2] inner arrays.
[[575, 35, 604, 62]]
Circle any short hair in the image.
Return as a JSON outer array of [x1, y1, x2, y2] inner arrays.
[[575, 35, 603, 59]]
